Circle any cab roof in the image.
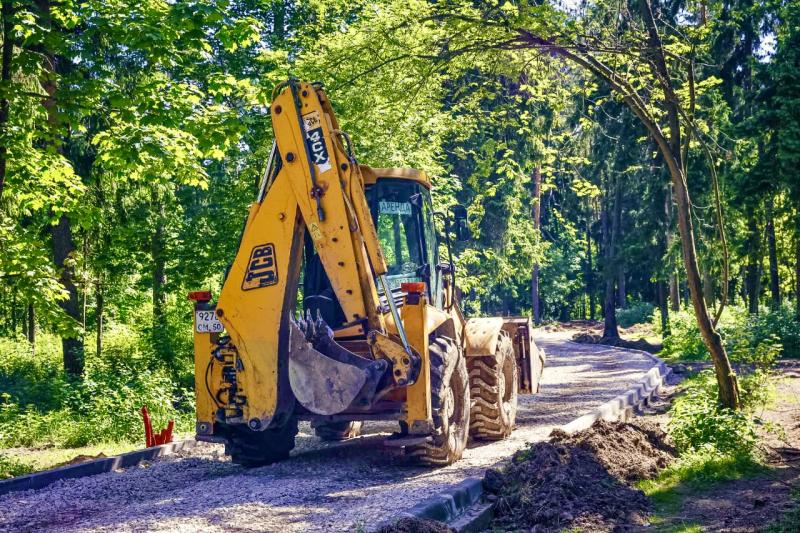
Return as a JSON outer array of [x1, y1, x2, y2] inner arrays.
[[360, 165, 432, 189]]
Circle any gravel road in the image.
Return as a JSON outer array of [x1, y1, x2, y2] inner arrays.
[[0, 330, 656, 533]]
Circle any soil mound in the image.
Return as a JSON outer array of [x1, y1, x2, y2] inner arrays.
[[486, 420, 676, 532], [552, 419, 675, 482], [572, 332, 662, 354], [375, 517, 453, 533]]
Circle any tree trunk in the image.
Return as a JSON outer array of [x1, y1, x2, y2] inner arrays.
[[669, 276, 680, 311], [21, 299, 28, 339], [702, 266, 714, 309], [658, 280, 670, 336], [35, 0, 83, 375], [766, 196, 781, 310], [506, 0, 740, 407], [664, 186, 680, 312], [615, 183, 625, 310], [151, 190, 169, 360], [602, 176, 619, 339], [27, 303, 34, 348], [586, 212, 595, 320], [11, 287, 17, 334], [531, 166, 542, 324], [637, 0, 739, 409], [52, 215, 84, 376], [745, 213, 761, 314], [0, 0, 13, 201], [796, 232, 800, 321], [670, 171, 739, 408], [95, 288, 103, 356]]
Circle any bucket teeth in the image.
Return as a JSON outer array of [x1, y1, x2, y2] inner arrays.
[[293, 310, 335, 348]]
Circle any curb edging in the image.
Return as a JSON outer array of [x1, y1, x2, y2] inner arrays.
[[0, 439, 196, 496], [390, 342, 671, 533]]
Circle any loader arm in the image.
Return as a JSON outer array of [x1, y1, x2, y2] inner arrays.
[[211, 81, 395, 429]]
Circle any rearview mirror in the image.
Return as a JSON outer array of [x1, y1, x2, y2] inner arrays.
[[451, 205, 471, 242]]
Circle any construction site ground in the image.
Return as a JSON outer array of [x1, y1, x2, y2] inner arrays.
[[642, 362, 800, 532], [0, 328, 657, 533]]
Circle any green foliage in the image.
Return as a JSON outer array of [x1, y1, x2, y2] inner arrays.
[[659, 311, 710, 361], [638, 446, 766, 525], [616, 301, 655, 328], [0, 454, 33, 480], [747, 307, 800, 359], [640, 447, 765, 500], [660, 306, 799, 362], [667, 334, 778, 458], [668, 370, 758, 456], [0, 329, 193, 449]]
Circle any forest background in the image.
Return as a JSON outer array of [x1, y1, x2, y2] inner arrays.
[[1, 0, 799, 474]]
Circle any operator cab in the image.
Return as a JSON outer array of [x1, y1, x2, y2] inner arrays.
[[302, 167, 443, 329]]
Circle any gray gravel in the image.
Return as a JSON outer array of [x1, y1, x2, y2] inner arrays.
[[0, 329, 655, 533]]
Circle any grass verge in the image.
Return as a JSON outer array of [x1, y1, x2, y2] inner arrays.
[[768, 504, 800, 532]]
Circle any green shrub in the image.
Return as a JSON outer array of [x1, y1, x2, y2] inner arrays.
[[616, 301, 655, 328], [0, 324, 195, 449], [731, 337, 781, 410], [749, 306, 800, 359], [660, 311, 709, 361], [0, 453, 33, 479], [668, 370, 758, 456], [659, 305, 800, 362]]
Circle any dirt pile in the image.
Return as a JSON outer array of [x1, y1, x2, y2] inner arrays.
[[375, 517, 453, 533], [486, 420, 676, 532], [572, 332, 662, 354], [552, 419, 675, 482]]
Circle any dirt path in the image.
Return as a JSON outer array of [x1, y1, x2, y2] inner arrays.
[[0, 330, 656, 533]]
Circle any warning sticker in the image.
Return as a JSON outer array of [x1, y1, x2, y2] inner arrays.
[[302, 110, 322, 131], [379, 201, 412, 216], [309, 222, 323, 241], [302, 111, 332, 174]]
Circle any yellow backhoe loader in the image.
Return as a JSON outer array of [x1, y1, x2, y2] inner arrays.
[[188, 79, 545, 466]]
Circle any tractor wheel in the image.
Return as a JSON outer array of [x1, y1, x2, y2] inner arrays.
[[313, 420, 363, 441], [407, 336, 470, 465], [223, 418, 298, 467], [468, 332, 518, 440]]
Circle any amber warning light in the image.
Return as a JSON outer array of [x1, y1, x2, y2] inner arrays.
[[400, 282, 426, 295], [188, 291, 213, 302]]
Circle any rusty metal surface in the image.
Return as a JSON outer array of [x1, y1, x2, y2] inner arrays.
[[464, 317, 505, 356], [288, 321, 369, 415]]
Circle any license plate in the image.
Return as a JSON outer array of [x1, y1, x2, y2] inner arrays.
[[195, 310, 223, 333]]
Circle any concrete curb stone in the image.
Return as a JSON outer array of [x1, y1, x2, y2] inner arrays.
[[0, 439, 196, 496]]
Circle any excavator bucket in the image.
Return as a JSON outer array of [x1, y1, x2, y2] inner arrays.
[[288, 313, 388, 415]]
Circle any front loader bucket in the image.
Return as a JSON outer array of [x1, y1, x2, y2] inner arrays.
[[288, 319, 387, 415]]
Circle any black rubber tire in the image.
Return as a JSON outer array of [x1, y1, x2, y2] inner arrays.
[[223, 419, 298, 467], [312, 421, 363, 441], [468, 332, 518, 440], [407, 336, 470, 465]]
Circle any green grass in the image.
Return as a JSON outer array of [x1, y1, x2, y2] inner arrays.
[[638, 447, 768, 530], [0, 453, 33, 479], [767, 505, 800, 532]]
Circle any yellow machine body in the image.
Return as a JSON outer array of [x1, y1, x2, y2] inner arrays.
[[190, 80, 544, 463]]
